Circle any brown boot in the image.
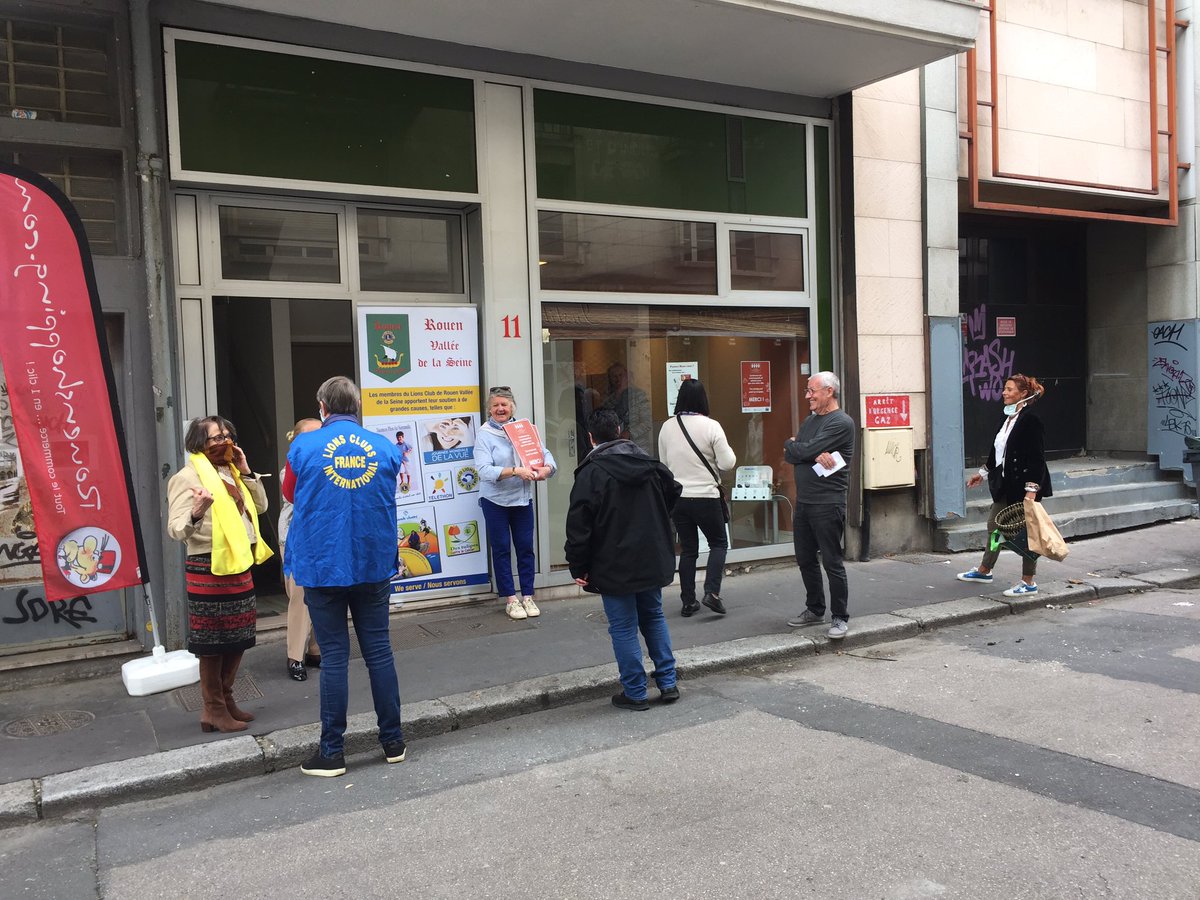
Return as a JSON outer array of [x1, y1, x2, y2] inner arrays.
[[220, 651, 255, 722], [199, 656, 247, 733]]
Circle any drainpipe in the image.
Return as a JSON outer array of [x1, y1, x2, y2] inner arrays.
[[130, 0, 184, 648]]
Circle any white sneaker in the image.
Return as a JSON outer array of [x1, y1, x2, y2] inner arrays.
[[505, 598, 527, 620], [522, 596, 541, 617], [828, 618, 848, 640]]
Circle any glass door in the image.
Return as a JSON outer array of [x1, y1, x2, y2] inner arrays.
[[183, 193, 473, 622], [541, 302, 810, 568]]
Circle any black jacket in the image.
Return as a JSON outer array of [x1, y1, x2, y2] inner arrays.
[[564, 439, 682, 595], [986, 410, 1053, 504]]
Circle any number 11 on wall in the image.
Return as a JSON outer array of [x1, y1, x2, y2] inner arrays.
[[501, 315, 521, 338]]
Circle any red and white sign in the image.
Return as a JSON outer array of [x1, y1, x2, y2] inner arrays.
[[0, 165, 147, 601], [740, 361, 772, 413], [996, 316, 1016, 337], [502, 419, 545, 470], [864, 394, 911, 429]]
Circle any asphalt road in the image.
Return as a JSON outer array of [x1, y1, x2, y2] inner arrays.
[[3, 586, 1198, 899]]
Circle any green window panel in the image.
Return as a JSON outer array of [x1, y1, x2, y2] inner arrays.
[[173, 41, 477, 193], [534, 90, 806, 217], [812, 125, 832, 372]]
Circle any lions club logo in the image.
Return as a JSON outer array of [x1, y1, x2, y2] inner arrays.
[[368, 314, 411, 382]]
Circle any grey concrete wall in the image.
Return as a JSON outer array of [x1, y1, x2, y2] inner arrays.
[[1086, 221, 1148, 452], [922, 57, 964, 523]]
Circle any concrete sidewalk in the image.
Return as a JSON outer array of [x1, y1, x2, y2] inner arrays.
[[1, 518, 1197, 824]]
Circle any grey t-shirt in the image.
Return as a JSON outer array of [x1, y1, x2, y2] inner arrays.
[[784, 409, 855, 504]]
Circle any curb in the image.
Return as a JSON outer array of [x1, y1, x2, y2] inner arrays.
[[1, 567, 1193, 825]]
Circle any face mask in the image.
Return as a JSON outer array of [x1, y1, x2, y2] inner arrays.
[[204, 440, 233, 465], [1003, 399, 1026, 416]]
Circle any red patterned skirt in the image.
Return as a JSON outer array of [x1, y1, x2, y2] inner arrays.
[[186, 554, 257, 656]]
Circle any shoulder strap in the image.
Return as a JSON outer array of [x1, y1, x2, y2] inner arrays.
[[676, 416, 720, 486]]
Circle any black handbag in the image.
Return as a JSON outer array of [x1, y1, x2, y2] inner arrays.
[[676, 416, 730, 522]]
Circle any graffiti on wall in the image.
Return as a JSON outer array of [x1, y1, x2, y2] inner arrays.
[[963, 304, 1015, 401], [1147, 320, 1198, 471]]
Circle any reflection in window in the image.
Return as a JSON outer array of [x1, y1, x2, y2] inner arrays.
[[218, 206, 340, 283], [730, 231, 805, 292], [358, 210, 463, 293], [540, 302, 811, 566], [538, 212, 716, 294], [534, 89, 807, 216]]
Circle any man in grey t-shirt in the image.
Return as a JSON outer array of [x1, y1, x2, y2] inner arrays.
[[782, 371, 856, 639]]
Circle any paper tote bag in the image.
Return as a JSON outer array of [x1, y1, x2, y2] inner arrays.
[[1023, 498, 1069, 561]]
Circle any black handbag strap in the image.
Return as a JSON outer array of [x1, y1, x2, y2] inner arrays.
[[676, 416, 721, 487]]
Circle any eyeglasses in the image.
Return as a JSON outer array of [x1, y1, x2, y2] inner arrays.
[[804, 386, 830, 396], [205, 432, 232, 444], [488, 386, 511, 395]]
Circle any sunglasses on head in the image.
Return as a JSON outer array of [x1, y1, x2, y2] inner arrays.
[[488, 386, 511, 394]]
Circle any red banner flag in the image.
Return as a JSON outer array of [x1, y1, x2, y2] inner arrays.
[[0, 164, 147, 601]]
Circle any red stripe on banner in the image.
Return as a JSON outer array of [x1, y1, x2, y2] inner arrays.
[[0, 167, 147, 601]]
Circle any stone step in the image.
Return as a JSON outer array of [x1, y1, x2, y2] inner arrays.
[[956, 480, 1196, 526], [937, 498, 1197, 553]]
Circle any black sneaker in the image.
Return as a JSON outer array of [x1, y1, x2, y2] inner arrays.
[[300, 752, 346, 777], [681, 599, 701, 617], [701, 592, 727, 615], [611, 692, 650, 711], [383, 740, 407, 764], [659, 686, 680, 704]]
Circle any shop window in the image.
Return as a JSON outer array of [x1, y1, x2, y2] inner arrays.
[[358, 210, 463, 293], [534, 90, 806, 217], [0, 18, 119, 125], [218, 206, 340, 283], [172, 39, 477, 193], [538, 211, 717, 294], [1, 145, 126, 255], [729, 230, 805, 292], [540, 302, 811, 566]]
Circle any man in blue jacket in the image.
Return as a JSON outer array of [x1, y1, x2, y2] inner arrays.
[[283, 375, 404, 776], [565, 408, 683, 710]]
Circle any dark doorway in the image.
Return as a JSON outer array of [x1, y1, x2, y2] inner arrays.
[[212, 296, 354, 623], [959, 217, 1086, 466]]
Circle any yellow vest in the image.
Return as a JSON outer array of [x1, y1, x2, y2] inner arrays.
[[189, 453, 274, 575]]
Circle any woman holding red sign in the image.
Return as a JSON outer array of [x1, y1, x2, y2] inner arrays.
[[167, 416, 273, 733], [474, 386, 556, 620]]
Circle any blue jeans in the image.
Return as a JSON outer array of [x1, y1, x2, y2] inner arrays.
[[304, 579, 404, 757], [793, 502, 849, 621], [601, 589, 676, 702], [480, 497, 535, 597], [672, 496, 728, 603]]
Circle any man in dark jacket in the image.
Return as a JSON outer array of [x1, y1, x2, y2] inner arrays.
[[565, 408, 683, 711]]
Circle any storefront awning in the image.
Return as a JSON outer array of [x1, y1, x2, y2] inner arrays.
[[211, 0, 979, 98]]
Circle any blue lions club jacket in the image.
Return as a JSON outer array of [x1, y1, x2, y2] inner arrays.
[[286, 414, 401, 588]]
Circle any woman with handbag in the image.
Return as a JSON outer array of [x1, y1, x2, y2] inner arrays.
[[957, 374, 1052, 597], [657, 379, 736, 616]]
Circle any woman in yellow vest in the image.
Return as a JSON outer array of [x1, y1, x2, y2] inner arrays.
[[167, 416, 273, 734]]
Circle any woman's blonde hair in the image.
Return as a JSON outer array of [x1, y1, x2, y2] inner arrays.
[[286, 417, 321, 442]]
